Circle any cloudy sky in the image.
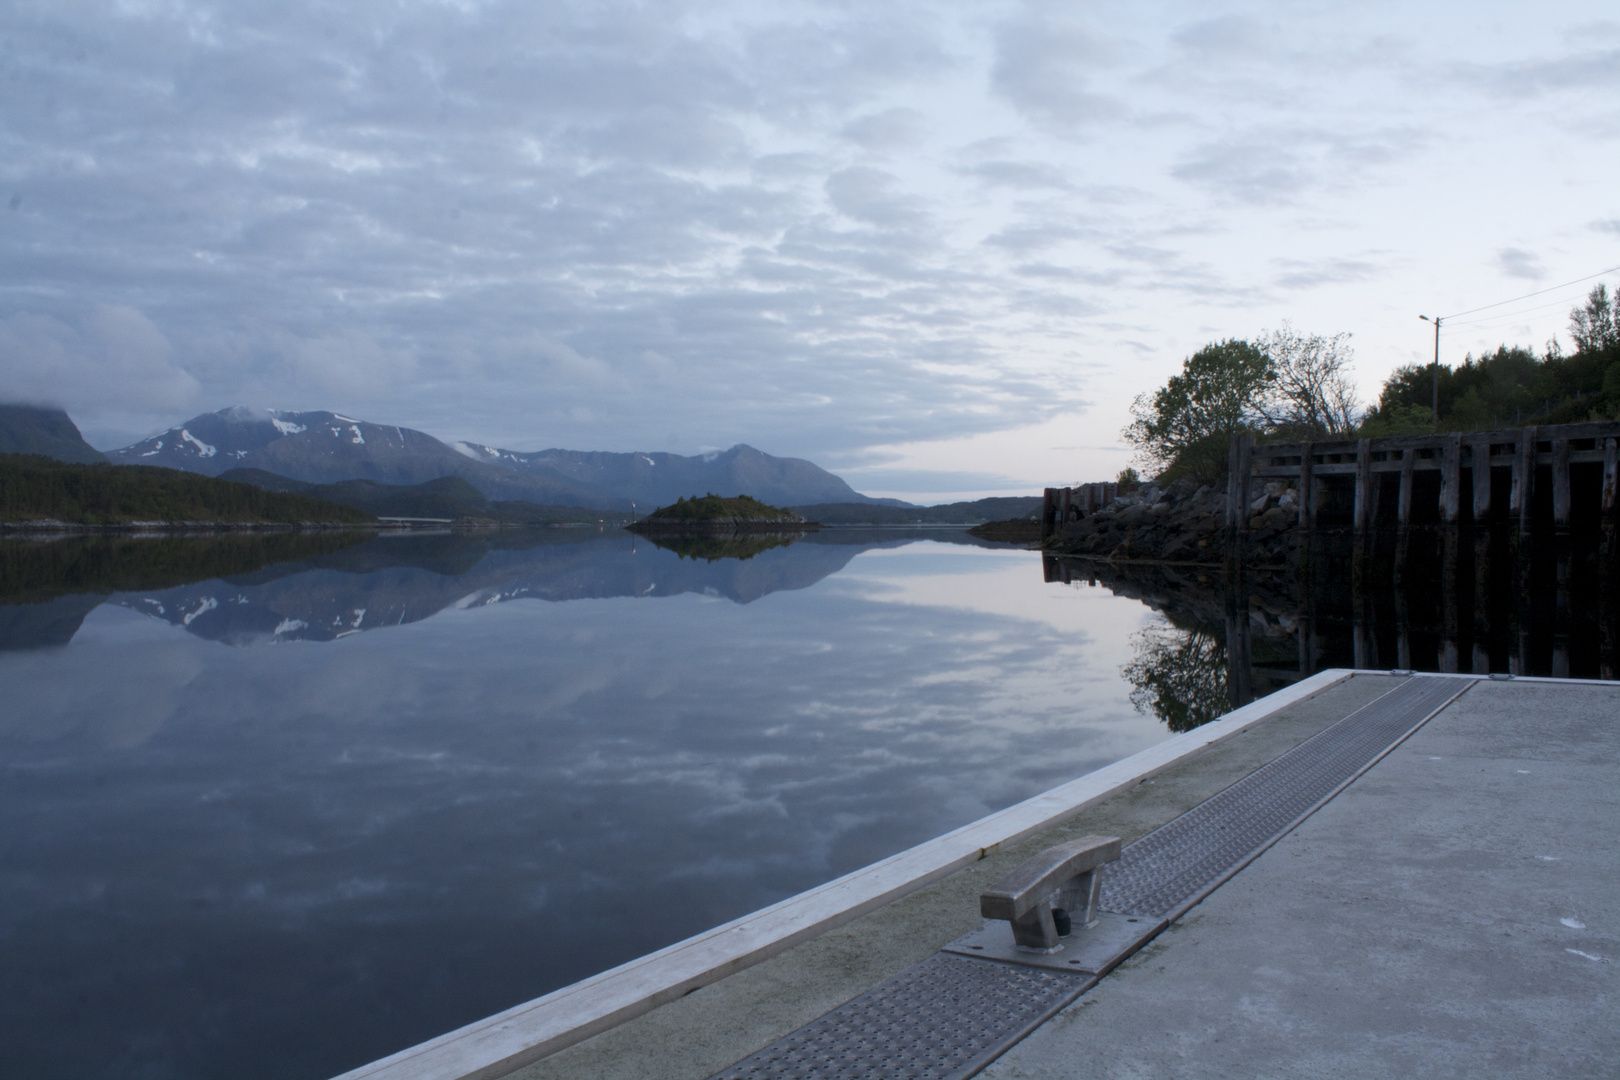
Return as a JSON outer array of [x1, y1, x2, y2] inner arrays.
[[2, 0, 1616, 500]]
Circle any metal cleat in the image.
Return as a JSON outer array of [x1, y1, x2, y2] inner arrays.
[[979, 835, 1122, 951]]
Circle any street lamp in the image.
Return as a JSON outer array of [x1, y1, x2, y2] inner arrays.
[[1418, 314, 1441, 430]]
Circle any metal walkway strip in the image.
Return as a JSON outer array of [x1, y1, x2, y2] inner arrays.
[[710, 676, 1473, 1080], [712, 954, 1089, 1080], [1097, 675, 1470, 918]]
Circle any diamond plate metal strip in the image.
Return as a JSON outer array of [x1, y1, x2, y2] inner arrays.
[[1099, 675, 1472, 918], [710, 954, 1091, 1080]]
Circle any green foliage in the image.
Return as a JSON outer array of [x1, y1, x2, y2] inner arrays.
[[0, 455, 375, 525], [1363, 283, 1620, 431], [644, 533, 800, 561], [1116, 466, 1141, 488], [1121, 622, 1230, 733], [1124, 339, 1273, 484], [0, 531, 370, 605], [1570, 283, 1619, 354], [218, 469, 632, 525], [646, 493, 803, 522], [1253, 325, 1361, 438]]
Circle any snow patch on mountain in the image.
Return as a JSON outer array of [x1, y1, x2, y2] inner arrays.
[[271, 418, 307, 436], [180, 429, 216, 457], [182, 597, 218, 625]]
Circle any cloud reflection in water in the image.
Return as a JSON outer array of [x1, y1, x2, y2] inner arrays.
[[0, 531, 1167, 1080]]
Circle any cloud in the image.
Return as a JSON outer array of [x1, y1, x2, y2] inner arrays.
[[823, 167, 929, 230], [0, 1, 1614, 495], [1497, 248, 1545, 280], [956, 159, 1075, 191], [1272, 256, 1385, 290], [991, 16, 1129, 131], [1171, 126, 1426, 204], [0, 306, 200, 415], [840, 108, 928, 151], [1169, 15, 1268, 58]]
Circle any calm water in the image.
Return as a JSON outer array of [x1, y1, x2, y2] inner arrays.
[[1, 529, 1176, 1080]]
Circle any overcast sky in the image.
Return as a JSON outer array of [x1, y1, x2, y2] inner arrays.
[[2, 0, 1616, 500]]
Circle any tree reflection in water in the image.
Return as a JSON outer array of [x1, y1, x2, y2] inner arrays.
[[1122, 621, 1229, 732]]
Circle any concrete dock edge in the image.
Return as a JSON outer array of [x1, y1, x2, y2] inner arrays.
[[331, 669, 1362, 1080]]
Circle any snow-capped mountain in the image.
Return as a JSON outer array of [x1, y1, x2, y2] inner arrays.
[[107, 407, 887, 508], [107, 407, 605, 504], [449, 442, 877, 508]]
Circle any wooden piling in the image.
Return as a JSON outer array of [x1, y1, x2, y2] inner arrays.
[[1297, 443, 1315, 530], [1440, 433, 1462, 525], [1471, 439, 1492, 519], [1551, 436, 1572, 527], [1513, 427, 1537, 602], [1514, 427, 1537, 540], [1396, 448, 1415, 528]]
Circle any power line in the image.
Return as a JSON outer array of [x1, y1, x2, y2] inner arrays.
[[1443, 292, 1589, 330], [1441, 263, 1620, 320]]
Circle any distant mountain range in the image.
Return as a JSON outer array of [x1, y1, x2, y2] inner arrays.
[[0, 405, 107, 464], [97, 405, 889, 509]]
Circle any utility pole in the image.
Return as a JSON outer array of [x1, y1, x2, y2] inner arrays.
[[1419, 314, 1442, 429]]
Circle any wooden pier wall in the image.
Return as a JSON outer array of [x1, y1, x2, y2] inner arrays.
[[1226, 420, 1620, 568]]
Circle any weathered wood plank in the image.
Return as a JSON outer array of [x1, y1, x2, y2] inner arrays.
[[1605, 437, 1618, 514], [1397, 449, 1414, 527], [1471, 439, 1492, 519], [1440, 433, 1462, 524], [1552, 436, 1572, 527], [1353, 438, 1372, 535], [1298, 442, 1314, 530]]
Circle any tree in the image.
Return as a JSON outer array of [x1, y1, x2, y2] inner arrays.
[[1254, 325, 1361, 438], [1122, 622, 1230, 732], [1123, 339, 1272, 483], [1570, 283, 1619, 355]]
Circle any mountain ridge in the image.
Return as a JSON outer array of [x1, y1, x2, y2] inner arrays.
[[103, 406, 896, 509]]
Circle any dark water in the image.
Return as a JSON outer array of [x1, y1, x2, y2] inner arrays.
[[1, 528, 1174, 1080]]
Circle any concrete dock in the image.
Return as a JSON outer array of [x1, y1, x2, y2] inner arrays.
[[504, 675, 1615, 1080], [982, 677, 1617, 1079]]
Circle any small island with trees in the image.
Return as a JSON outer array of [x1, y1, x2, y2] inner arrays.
[[628, 493, 820, 536]]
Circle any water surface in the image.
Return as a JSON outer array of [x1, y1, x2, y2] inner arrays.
[[1, 529, 1171, 1080]]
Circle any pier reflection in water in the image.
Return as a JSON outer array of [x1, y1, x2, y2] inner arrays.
[[1050, 517, 1618, 732]]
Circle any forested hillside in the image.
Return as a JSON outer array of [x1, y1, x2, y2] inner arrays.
[[1364, 283, 1620, 433], [0, 456, 374, 525]]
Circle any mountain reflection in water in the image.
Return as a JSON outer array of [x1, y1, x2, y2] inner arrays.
[[0, 527, 1169, 1080], [0, 528, 916, 649]]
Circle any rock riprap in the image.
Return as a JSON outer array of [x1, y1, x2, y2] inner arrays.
[[1045, 476, 1303, 566]]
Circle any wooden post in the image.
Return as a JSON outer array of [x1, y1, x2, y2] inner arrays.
[[1513, 427, 1537, 603], [1514, 427, 1537, 541], [1224, 433, 1241, 535], [1353, 438, 1373, 535], [1605, 436, 1618, 517], [1471, 439, 1493, 520], [1551, 436, 1571, 527], [1297, 443, 1315, 529], [1397, 448, 1415, 528], [1295, 442, 1314, 592], [1604, 438, 1618, 678], [1440, 433, 1462, 525]]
